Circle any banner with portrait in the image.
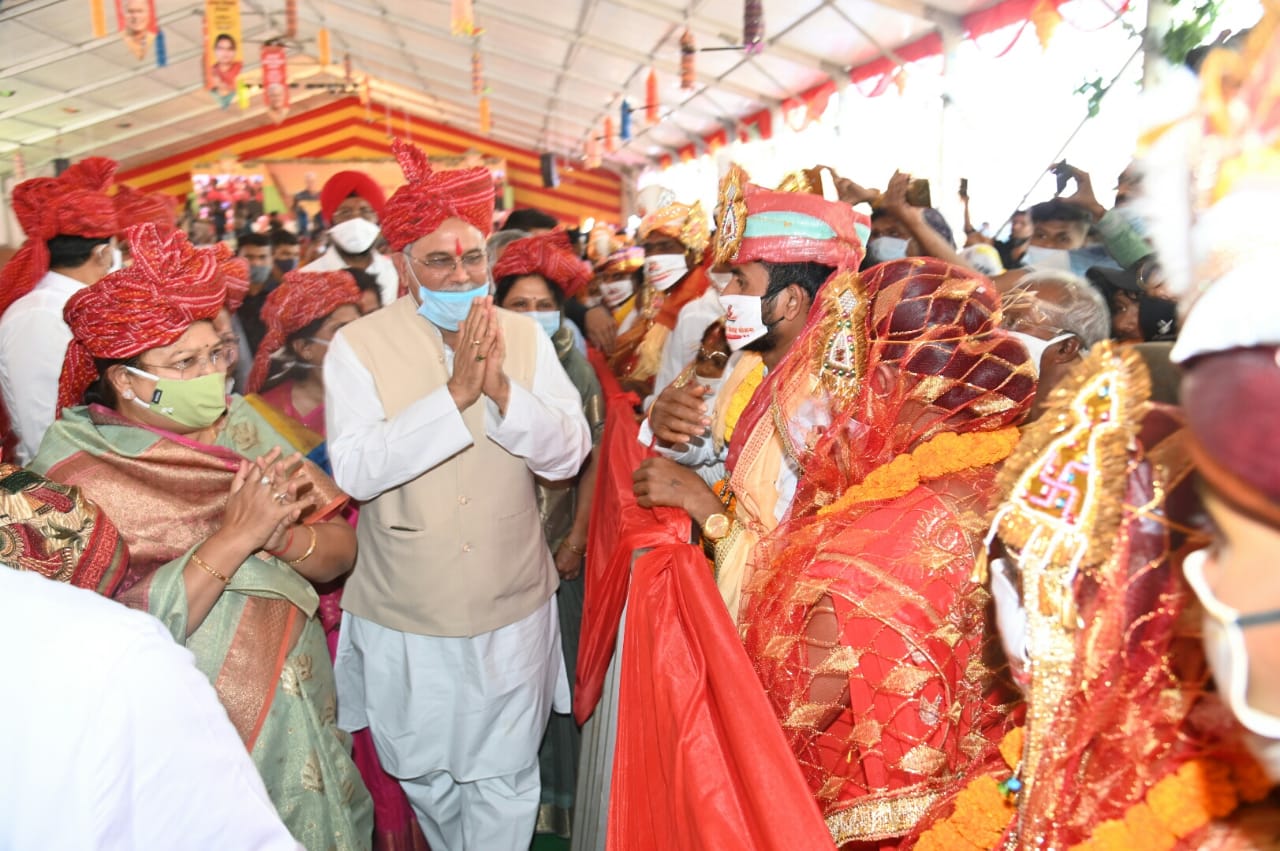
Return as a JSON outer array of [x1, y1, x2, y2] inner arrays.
[[115, 0, 158, 61], [260, 44, 289, 124], [204, 0, 243, 107]]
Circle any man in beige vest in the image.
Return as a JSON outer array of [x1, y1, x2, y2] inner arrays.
[[325, 140, 592, 851]]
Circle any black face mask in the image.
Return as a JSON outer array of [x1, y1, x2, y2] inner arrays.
[[275, 258, 297, 274]]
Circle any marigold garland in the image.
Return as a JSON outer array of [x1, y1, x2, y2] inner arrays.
[[913, 723, 1270, 851], [818, 426, 1022, 517], [722, 359, 766, 444]]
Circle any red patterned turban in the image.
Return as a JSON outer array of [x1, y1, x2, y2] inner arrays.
[[58, 224, 244, 411], [248, 270, 361, 393], [491, 231, 592, 299], [113, 184, 178, 239], [0, 156, 119, 319], [713, 164, 866, 271], [380, 140, 495, 251], [319, 170, 387, 222], [594, 246, 644, 277], [223, 254, 250, 312]]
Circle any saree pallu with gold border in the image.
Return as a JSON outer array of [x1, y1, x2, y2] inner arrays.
[[30, 398, 374, 851]]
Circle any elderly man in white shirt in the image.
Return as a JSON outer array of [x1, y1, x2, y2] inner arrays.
[[0, 156, 119, 463], [302, 170, 399, 306], [327, 140, 591, 851]]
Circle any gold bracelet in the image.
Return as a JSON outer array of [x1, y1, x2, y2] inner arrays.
[[289, 525, 318, 566], [560, 539, 586, 556], [191, 551, 229, 584]]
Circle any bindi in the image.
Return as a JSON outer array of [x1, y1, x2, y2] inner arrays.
[[454, 237, 463, 257]]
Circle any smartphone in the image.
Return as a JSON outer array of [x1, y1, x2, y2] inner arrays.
[[959, 178, 969, 200], [905, 178, 931, 208], [1053, 161, 1071, 195]]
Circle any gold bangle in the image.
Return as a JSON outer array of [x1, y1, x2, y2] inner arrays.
[[289, 525, 318, 566], [191, 551, 229, 584], [560, 539, 586, 556]]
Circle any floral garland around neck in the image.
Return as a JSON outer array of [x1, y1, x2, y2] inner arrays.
[[817, 426, 1022, 517]]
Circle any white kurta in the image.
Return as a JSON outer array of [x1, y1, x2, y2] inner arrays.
[[302, 247, 400, 309], [0, 568, 302, 851], [0, 271, 82, 464], [324, 319, 589, 848]]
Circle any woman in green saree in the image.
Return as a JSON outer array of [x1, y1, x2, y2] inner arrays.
[[31, 224, 373, 850]]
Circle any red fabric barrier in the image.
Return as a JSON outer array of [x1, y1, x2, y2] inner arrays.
[[608, 539, 835, 851]]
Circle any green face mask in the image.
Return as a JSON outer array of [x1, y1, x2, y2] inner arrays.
[[125, 367, 228, 429]]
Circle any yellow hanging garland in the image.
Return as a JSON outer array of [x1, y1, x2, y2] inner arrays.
[[817, 426, 1023, 517]]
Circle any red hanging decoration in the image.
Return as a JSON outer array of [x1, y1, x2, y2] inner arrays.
[[260, 42, 290, 124], [645, 68, 659, 124], [680, 29, 696, 90], [743, 0, 764, 54], [451, 0, 476, 36], [284, 0, 297, 38], [585, 135, 602, 170], [603, 116, 616, 153], [478, 96, 491, 135], [472, 49, 484, 96]]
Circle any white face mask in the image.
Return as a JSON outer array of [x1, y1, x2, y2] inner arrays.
[[109, 246, 125, 273], [708, 270, 733, 292], [1022, 244, 1073, 271], [644, 253, 689, 292], [1184, 548, 1280, 779], [599, 278, 635, 309], [867, 236, 909, 264], [1006, 331, 1072, 377], [328, 217, 381, 254], [720, 293, 769, 351]]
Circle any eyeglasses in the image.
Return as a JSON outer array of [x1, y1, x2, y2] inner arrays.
[[406, 249, 488, 275], [137, 344, 236, 379], [217, 334, 241, 366]]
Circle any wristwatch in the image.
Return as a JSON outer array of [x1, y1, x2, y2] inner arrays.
[[701, 513, 731, 542]]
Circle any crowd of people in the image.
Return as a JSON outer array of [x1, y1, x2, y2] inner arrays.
[[1, 12, 1279, 851]]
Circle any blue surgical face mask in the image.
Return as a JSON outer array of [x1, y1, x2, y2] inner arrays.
[[405, 252, 490, 332], [529, 310, 561, 338], [867, 236, 909, 263]]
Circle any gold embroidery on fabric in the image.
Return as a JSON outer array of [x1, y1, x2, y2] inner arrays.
[[816, 645, 862, 674], [852, 717, 883, 748], [960, 731, 990, 761], [881, 665, 934, 695], [281, 662, 302, 696], [761, 634, 800, 661], [899, 743, 948, 776], [783, 702, 835, 729], [302, 751, 325, 793], [934, 622, 962, 647], [918, 695, 944, 727], [824, 789, 941, 844], [229, 420, 259, 453]]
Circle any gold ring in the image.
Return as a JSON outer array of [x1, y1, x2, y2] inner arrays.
[[476, 354, 487, 361], [259, 475, 271, 487], [472, 339, 482, 346], [272, 492, 288, 503]]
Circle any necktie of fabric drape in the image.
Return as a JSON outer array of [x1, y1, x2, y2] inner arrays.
[[490, 230, 592, 298], [319, 170, 387, 223], [113, 183, 178, 238], [739, 258, 1035, 847], [247, 270, 361, 393], [379, 139, 495, 252], [57, 223, 245, 411], [0, 462, 129, 595]]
